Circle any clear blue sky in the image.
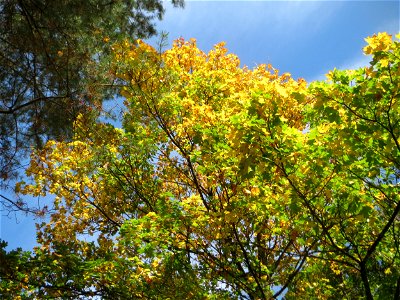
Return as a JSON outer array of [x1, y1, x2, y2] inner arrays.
[[1, 0, 399, 251], [151, 0, 399, 81]]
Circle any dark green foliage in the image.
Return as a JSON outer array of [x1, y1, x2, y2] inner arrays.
[[0, 0, 183, 188]]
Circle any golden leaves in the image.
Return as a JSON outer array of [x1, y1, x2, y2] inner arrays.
[[16, 33, 400, 299], [363, 32, 393, 55]]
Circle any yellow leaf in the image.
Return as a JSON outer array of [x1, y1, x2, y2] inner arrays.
[[380, 58, 389, 67]]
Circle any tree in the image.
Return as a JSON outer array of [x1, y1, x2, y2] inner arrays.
[[0, 0, 183, 210], [8, 33, 400, 298], [285, 32, 400, 299]]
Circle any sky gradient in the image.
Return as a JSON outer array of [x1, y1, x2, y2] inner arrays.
[[150, 1, 399, 81]]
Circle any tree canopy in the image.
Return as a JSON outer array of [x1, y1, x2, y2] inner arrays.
[[1, 32, 399, 299], [0, 0, 183, 205]]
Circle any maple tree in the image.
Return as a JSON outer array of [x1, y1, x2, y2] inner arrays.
[[2, 32, 399, 299], [284, 32, 400, 299]]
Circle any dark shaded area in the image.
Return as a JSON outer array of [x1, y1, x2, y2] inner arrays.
[[0, 0, 183, 203]]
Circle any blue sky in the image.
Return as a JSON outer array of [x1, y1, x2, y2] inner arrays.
[[1, 0, 399, 251], [151, 0, 399, 81]]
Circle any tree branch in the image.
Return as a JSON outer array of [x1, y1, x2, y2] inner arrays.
[[0, 96, 67, 115]]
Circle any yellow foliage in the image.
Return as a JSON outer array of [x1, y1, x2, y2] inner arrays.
[[363, 32, 393, 54], [16, 33, 400, 299]]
